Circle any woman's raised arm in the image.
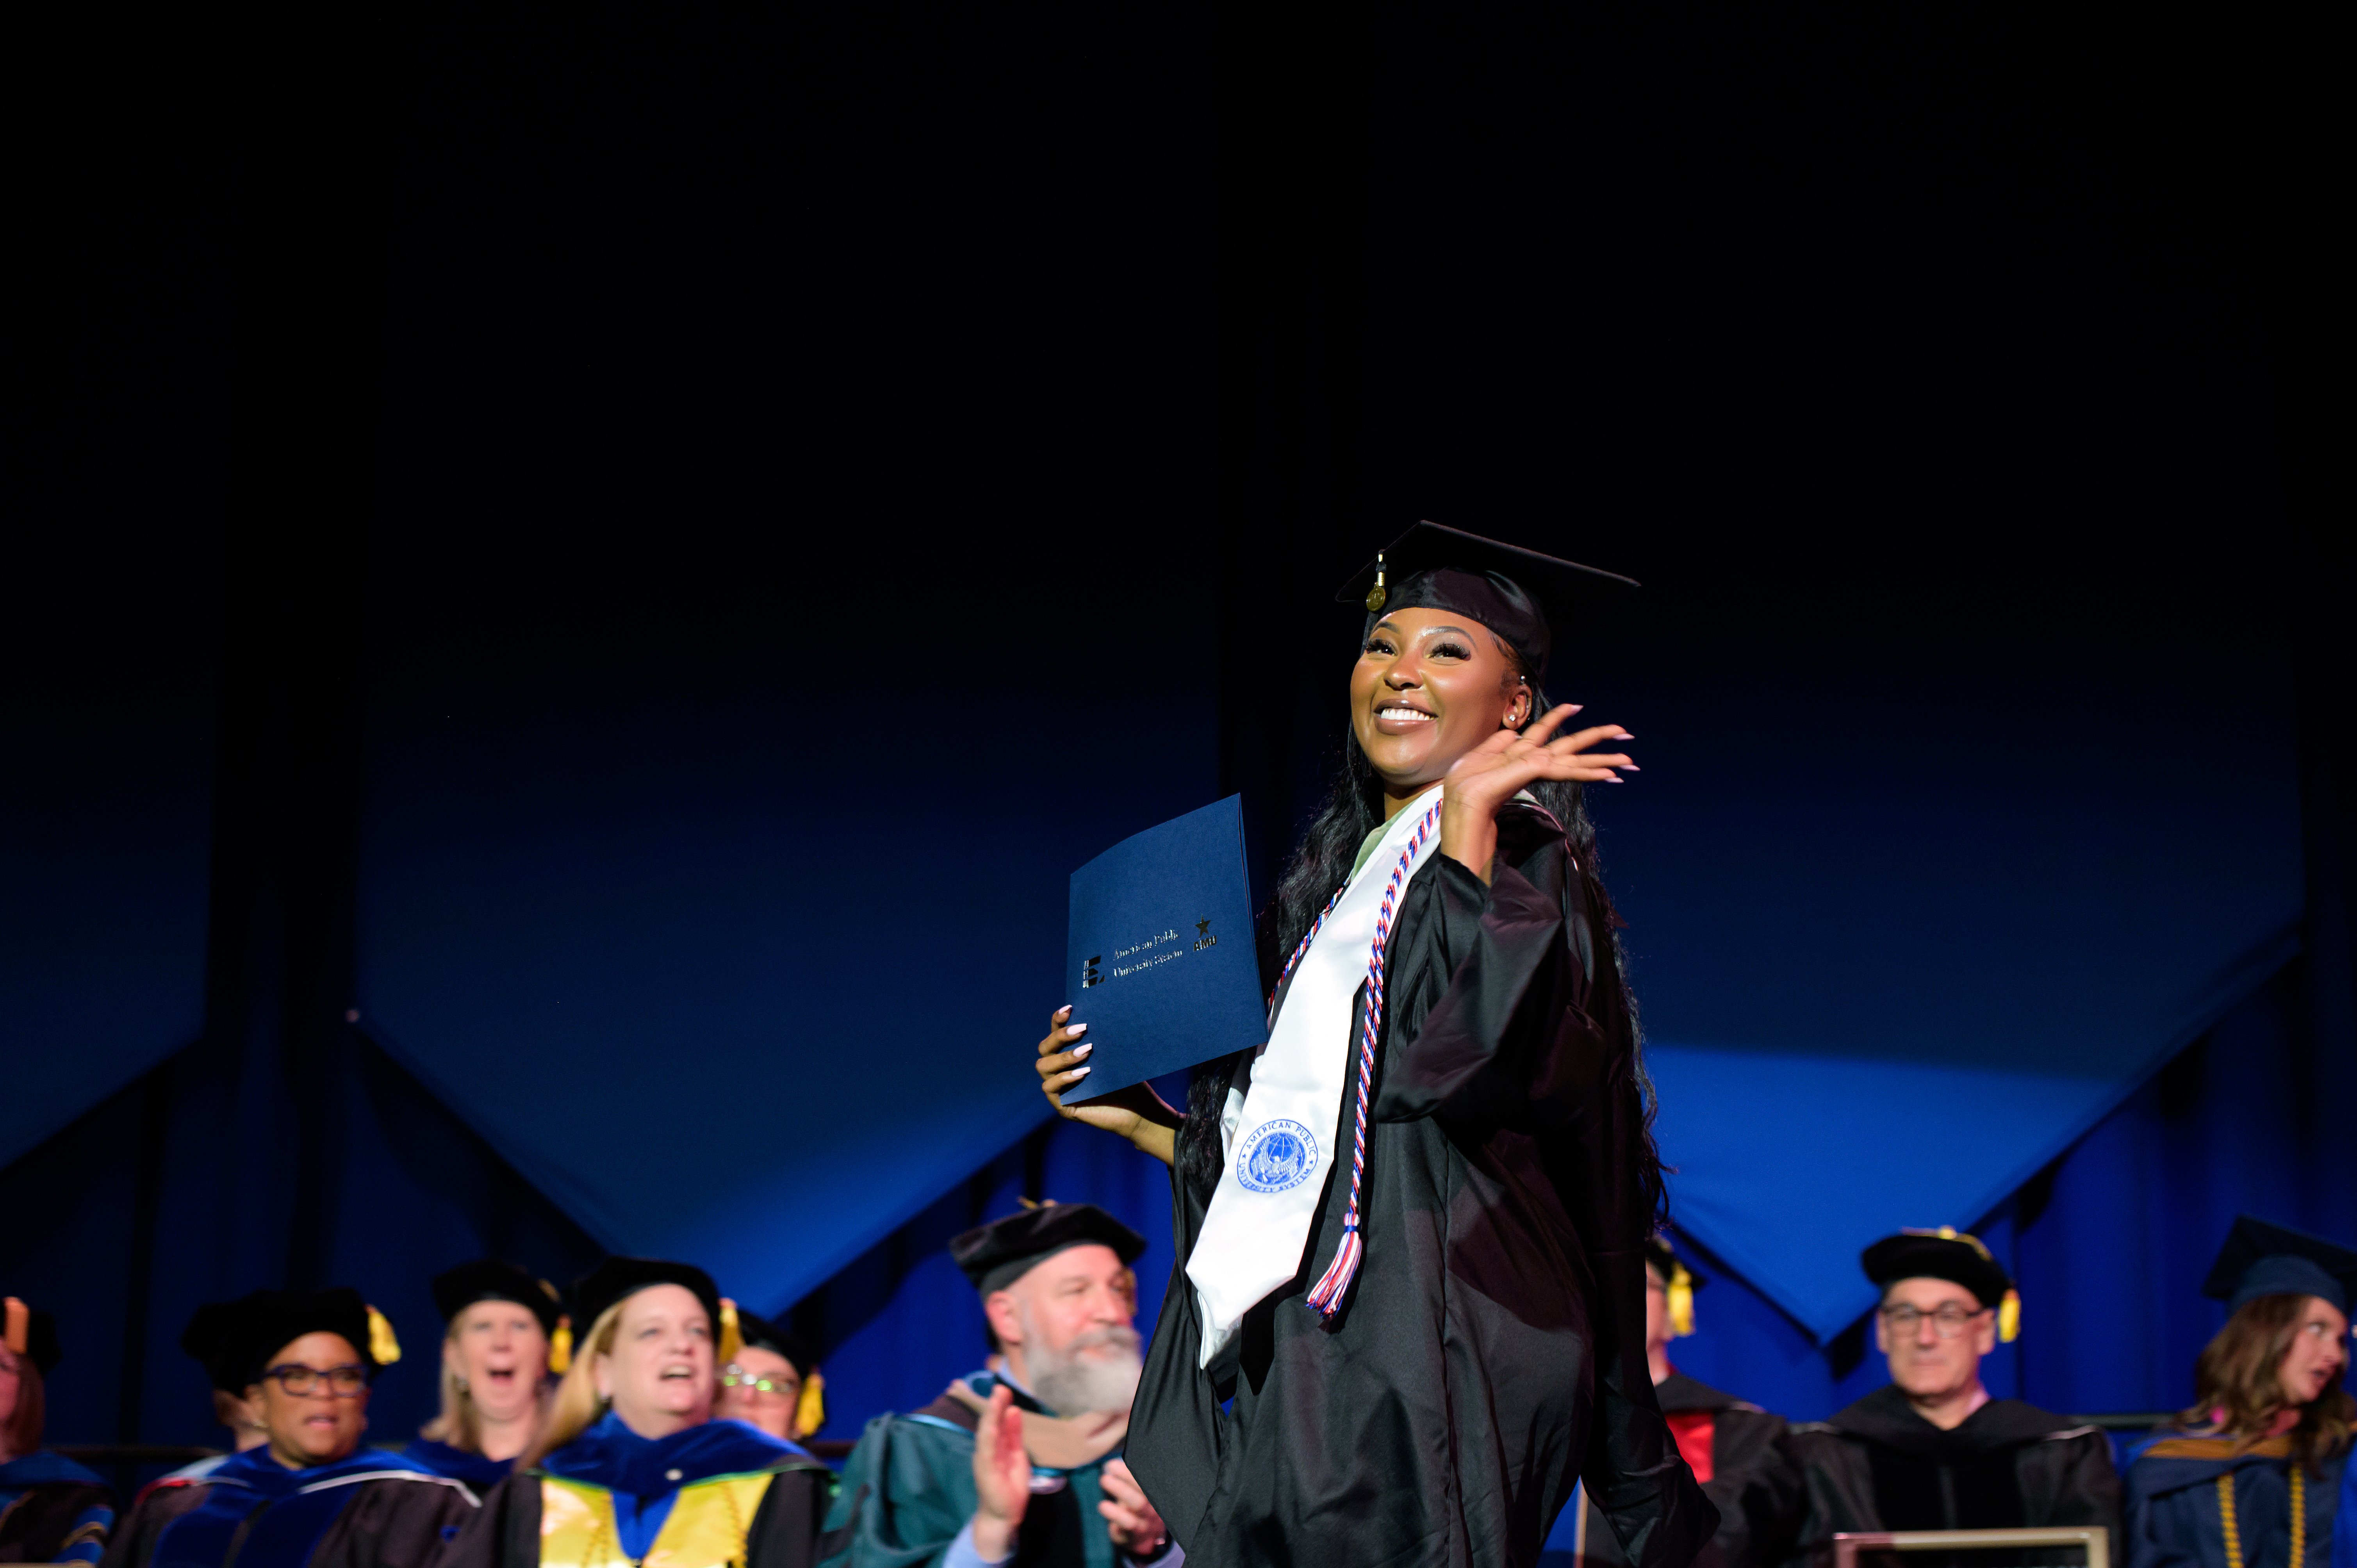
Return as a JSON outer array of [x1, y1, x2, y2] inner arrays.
[[1035, 1005, 1181, 1166]]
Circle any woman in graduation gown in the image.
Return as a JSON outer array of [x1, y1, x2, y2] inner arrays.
[[1034, 523, 1717, 1568], [448, 1258, 834, 1568], [97, 1288, 477, 1568], [403, 1261, 565, 1489], [2, 1296, 115, 1565], [2125, 1216, 2356, 1568]]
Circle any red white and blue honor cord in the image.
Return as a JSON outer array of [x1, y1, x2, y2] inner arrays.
[[1265, 797, 1445, 1322]]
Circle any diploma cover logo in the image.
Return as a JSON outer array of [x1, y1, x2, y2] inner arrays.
[[1235, 1119, 1319, 1194]]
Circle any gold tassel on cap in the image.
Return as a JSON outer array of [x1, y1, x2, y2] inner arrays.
[[1667, 1263, 1696, 1338], [1364, 552, 1388, 613], [1999, 1288, 2021, 1344], [718, 1298, 743, 1367], [367, 1305, 402, 1366], [548, 1315, 573, 1374], [795, 1368, 826, 1440], [3, 1296, 27, 1355]]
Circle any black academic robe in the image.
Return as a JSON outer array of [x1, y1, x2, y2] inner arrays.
[[1784, 1387, 2121, 1568], [1129, 802, 1717, 1568], [1580, 1373, 1800, 1568]]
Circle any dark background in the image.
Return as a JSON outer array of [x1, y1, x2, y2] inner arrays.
[[3, 0, 2348, 1508]]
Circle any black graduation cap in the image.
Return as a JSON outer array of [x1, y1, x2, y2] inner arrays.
[[566, 1257, 724, 1345], [1861, 1228, 2020, 1340], [431, 1259, 565, 1338], [732, 1308, 819, 1379], [189, 1288, 401, 1391], [1644, 1237, 1704, 1338], [951, 1202, 1147, 1296], [3, 1296, 62, 1377], [1334, 521, 1639, 687], [2202, 1215, 2357, 1317]]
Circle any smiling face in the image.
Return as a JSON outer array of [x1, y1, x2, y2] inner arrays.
[[986, 1243, 1143, 1417], [715, 1344, 801, 1440], [2278, 1295, 2350, 1408], [446, 1299, 549, 1426], [250, 1331, 370, 1469], [593, 1284, 714, 1438], [1350, 607, 1529, 797]]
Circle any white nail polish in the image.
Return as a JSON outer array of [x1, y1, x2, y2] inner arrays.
[[1074, 1042, 1093, 1058]]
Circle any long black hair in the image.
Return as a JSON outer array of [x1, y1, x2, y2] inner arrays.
[[1175, 686, 1665, 1222]]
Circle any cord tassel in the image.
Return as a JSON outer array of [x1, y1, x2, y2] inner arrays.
[[1290, 798, 1439, 1324]]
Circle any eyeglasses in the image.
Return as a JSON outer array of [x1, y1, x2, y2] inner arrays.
[[1879, 1304, 1990, 1340], [720, 1364, 797, 1395], [264, 1363, 369, 1397]]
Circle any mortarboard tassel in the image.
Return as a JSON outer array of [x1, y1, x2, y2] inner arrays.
[[795, 1368, 826, 1440], [367, 1305, 402, 1365], [1668, 1263, 1696, 1338], [3, 1296, 26, 1356], [548, 1315, 572, 1374], [1998, 1288, 2020, 1344], [718, 1298, 743, 1366], [1364, 552, 1387, 613]]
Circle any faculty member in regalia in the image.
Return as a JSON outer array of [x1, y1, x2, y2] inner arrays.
[[821, 1203, 1171, 1568], [2125, 1217, 2355, 1568], [1785, 1229, 2119, 1564], [448, 1258, 834, 1568], [2, 1295, 114, 1565], [715, 1311, 824, 1447], [1571, 1240, 1799, 1568], [1033, 522, 1717, 1568], [96, 1288, 478, 1568], [403, 1260, 566, 1489]]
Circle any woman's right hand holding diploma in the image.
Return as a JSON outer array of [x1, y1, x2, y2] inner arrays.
[[1036, 1005, 1181, 1167]]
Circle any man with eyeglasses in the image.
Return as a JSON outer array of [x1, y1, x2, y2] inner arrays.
[[1785, 1229, 2119, 1566], [98, 1288, 477, 1568]]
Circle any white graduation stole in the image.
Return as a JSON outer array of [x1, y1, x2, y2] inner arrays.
[[1184, 784, 1443, 1366]]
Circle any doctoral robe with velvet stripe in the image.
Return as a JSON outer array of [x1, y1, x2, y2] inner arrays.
[[1128, 801, 1717, 1568], [95, 1446, 474, 1568], [0, 1450, 115, 1564], [444, 1414, 834, 1568]]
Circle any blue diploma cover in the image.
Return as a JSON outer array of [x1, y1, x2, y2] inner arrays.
[[1061, 795, 1266, 1104]]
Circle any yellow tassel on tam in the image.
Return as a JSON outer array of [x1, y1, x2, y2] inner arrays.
[[1667, 1265, 1696, 1338], [548, 1316, 573, 1375], [718, 1298, 743, 1367], [795, 1369, 826, 1440], [367, 1306, 402, 1366], [1998, 1288, 2021, 1343], [3, 1296, 27, 1355]]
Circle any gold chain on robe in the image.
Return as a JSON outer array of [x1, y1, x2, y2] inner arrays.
[[537, 1473, 777, 1568]]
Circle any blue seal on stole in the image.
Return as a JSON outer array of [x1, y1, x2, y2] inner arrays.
[[1236, 1119, 1319, 1193]]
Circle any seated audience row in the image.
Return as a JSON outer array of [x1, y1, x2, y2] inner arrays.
[[5, 1208, 2351, 1568]]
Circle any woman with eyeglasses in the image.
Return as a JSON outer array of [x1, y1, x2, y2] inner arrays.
[[714, 1311, 824, 1445], [96, 1288, 477, 1568], [2127, 1217, 2355, 1568], [446, 1258, 834, 1568], [402, 1261, 565, 1489]]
